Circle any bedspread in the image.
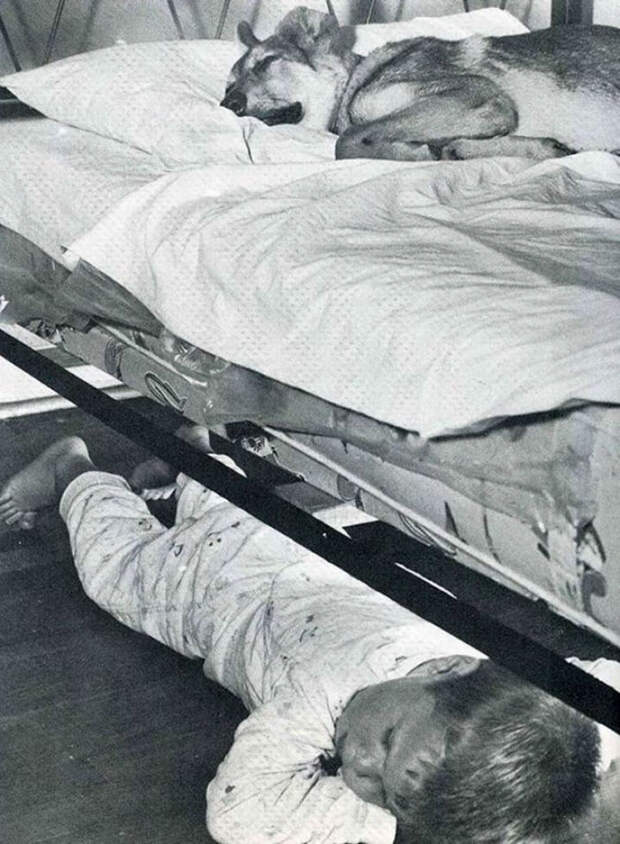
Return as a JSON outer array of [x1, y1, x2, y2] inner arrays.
[[65, 152, 620, 438], [0, 117, 165, 262]]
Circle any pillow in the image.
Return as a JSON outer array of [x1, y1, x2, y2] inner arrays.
[[0, 39, 335, 166], [350, 8, 528, 55], [1, 40, 240, 160]]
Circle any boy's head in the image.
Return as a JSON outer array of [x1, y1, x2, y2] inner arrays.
[[335, 657, 600, 843]]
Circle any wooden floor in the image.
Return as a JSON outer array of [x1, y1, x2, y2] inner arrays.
[[1, 405, 618, 843], [0, 407, 246, 844]]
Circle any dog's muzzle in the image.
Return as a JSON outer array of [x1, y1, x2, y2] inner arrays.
[[260, 102, 303, 126], [220, 92, 303, 126], [220, 90, 248, 116]]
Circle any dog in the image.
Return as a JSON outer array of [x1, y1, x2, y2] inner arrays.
[[221, 6, 620, 162]]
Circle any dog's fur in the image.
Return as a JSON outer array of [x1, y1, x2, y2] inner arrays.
[[221, 7, 620, 161]]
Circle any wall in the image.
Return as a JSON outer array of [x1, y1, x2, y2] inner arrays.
[[1, 1, 619, 75], [0, 0, 330, 73], [594, 0, 620, 25]]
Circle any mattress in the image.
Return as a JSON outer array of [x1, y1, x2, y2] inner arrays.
[[48, 316, 619, 647]]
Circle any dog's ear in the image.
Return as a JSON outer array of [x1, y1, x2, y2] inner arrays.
[[275, 7, 346, 58], [237, 20, 260, 49]]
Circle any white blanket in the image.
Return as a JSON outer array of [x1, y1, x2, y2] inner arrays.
[[0, 112, 333, 263], [0, 41, 334, 260], [0, 118, 168, 262], [66, 152, 620, 438]]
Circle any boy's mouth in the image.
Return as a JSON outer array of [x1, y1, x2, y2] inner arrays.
[[340, 762, 388, 809]]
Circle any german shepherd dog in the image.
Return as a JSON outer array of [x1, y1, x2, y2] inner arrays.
[[221, 7, 620, 161]]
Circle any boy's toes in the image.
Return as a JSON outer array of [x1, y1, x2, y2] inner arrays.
[[0, 507, 36, 531], [129, 457, 177, 493], [18, 511, 36, 530], [0, 502, 18, 520]]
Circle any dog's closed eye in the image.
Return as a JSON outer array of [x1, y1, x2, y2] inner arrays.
[[254, 55, 279, 74]]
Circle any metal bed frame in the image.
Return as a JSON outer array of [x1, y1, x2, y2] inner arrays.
[[0, 0, 617, 735], [0, 0, 594, 72], [0, 328, 617, 733]]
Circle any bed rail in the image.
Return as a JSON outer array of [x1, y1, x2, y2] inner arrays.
[[1, 0, 593, 76], [552, 0, 593, 25]]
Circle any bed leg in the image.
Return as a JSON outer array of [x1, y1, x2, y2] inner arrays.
[[551, 0, 593, 25], [0, 11, 21, 71]]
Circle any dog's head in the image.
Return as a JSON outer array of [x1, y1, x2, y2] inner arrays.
[[220, 6, 356, 132]]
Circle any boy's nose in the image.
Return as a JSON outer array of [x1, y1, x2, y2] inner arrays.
[[220, 90, 247, 116]]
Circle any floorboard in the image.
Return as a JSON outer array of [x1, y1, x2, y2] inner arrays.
[[0, 406, 246, 844]]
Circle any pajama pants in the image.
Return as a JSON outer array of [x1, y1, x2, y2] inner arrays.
[[58, 469, 305, 702]]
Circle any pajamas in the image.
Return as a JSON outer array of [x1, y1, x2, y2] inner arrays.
[[60, 470, 313, 703], [58, 471, 618, 844]]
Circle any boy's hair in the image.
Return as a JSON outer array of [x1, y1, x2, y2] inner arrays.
[[402, 661, 601, 844]]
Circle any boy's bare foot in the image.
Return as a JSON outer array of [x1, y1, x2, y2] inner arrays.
[[129, 456, 178, 493], [129, 425, 214, 493], [0, 436, 93, 530]]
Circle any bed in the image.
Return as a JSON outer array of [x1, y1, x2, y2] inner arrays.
[[0, 1, 618, 731]]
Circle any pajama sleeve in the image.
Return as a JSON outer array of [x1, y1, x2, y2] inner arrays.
[[206, 697, 397, 844]]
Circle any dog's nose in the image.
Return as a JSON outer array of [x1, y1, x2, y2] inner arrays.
[[220, 90, 247, 116]]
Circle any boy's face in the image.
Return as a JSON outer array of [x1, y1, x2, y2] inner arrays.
[[335, 658, 480, 827]]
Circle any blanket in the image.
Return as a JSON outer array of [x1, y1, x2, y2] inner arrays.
[[65, 152, 620, 438]]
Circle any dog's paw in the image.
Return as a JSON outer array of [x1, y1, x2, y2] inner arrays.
[[540, 138, 573, 158], [439, 139, 473, 160]]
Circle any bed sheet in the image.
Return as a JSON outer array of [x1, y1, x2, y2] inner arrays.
[[2, 113, 618, 441], [0, 114, 334, 266], [0, 117, 167, 263]]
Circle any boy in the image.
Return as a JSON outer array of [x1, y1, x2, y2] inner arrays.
[[0, 431, 616, 844]]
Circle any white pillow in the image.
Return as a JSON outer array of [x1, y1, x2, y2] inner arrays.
[[0, 38, 338, 166], [350, 8, 528, 55], [1, 40, 249, 165]]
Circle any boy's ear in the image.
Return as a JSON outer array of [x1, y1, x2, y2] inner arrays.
[[410, 655, 481, 681], [275, 7, 343, 57], [237, 20, 260, 49]]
